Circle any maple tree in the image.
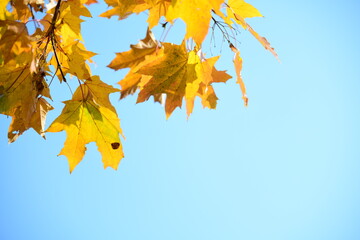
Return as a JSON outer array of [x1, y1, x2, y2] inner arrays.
[[0, 0, 277, 172]]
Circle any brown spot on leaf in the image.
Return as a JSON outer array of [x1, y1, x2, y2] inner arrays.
[[111, 142, 120, 149]]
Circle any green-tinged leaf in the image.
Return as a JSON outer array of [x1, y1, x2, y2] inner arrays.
[[47, 77, 123, 172]]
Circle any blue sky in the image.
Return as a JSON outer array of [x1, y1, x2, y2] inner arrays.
[[1, 0, 360, 239]]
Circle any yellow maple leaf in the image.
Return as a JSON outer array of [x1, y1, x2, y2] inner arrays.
[[8, 97, 53, 142], [166, 0, 223, 44], [134, 42, 231, 117], [184, 51, 230, 115], [66, 0, 92, 18], [136, 42, 188, 118], [146, 0, 171, 28], [50, 41, 96, 81], [0, 66, 53, 142], [100, 0, 170, 28], [100, 0, 150, 19], [226, 0, 262, 26], [109, 29, 159, 99], [108, 29, 157, 70], [197, 57, 231, 110], [0, 20, 32, 65], [50, 0, 92, 46], [47, 77, 124, 173], [66, 41, 96, 80]]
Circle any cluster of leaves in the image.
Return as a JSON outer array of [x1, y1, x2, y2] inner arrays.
[[0, 0, 277, 172]]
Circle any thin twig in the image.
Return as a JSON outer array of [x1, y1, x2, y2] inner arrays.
[[211, 16, 231, 44], [50, 35, 67, 82], [48, 66, 58, 87], [28, 4, 40, 29]]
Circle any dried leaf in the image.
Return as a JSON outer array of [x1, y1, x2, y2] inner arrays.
[[108, 29, 157, 70], [8, 97, 53, 142], [0, 66, 53, 142], [246, 23, 279, 61], [230, 44, 248, 106], [0, 20, 32, 65], [225, 1, 279, 60]]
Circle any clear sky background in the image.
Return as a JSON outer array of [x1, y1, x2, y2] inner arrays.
[[1, 0, 360, 239]]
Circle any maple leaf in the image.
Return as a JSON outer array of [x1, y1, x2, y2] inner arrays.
[[100, 0, 170, 29], [47, 76, 124, 172], [100, 0, 150, 19], [197, 57, 231, 110], [0, 66, 53, 142], [226, 0, 262, 26], [47, 0, 92, 46], [230, 44, 247, 106], [108, 29, 158, 99], [50, 41, 96, 81], [134, 42, 231, 117], [65, 41, 96, 80], [146, 0, 171, 28], [8, 97, 53, 142], [135, 42, 188, 118], [108, 29, 157, 70], [0, 20, 32, 65], [166, 0, 223, 44], [184, 52, 231, 115]]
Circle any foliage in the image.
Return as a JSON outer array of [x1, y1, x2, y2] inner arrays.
[[0, 0, 277, 172]]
